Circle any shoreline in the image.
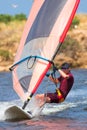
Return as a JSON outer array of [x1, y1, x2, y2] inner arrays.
[[0, 14, 87, 72]]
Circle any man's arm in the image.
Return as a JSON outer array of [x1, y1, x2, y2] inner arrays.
[[58, 69, 69, 78], [48, 75, 59, 84]]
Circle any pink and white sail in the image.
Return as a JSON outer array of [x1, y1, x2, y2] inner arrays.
[[11, 0, 80, 101]]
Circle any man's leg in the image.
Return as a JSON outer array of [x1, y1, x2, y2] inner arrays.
[[35, 94, 51, 107]]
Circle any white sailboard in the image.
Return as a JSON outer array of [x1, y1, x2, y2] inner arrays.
[[5, 105, 33, 121], [7, 0, 80, 119]]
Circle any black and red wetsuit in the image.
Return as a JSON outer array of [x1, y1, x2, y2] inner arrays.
[[46, 72, 74, 103]]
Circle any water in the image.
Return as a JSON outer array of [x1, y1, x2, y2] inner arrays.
[[0, 69, 87, 130]]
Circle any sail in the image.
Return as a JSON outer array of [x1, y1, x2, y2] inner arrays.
[[11, 0, 80, 101]]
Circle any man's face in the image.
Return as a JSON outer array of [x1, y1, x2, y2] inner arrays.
[[62, 68, 70, 74]]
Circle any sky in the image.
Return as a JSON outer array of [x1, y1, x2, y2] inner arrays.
[[0, 0, 87, 17], [0, 0, 33, 17]]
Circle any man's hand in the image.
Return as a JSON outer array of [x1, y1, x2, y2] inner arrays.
[[46, 73, 50, 77], [53, 66, 58, 71]]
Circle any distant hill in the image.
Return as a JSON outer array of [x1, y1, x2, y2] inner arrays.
[[0, 14, 87, 71], [54, 14, 87, 68]]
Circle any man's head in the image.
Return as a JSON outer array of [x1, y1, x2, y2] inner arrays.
[[61, 62, 70, 73]]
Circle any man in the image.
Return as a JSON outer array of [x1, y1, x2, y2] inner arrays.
[[35, 62, 74, 106]]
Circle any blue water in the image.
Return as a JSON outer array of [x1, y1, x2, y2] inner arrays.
[[0, 69, 87, 130]]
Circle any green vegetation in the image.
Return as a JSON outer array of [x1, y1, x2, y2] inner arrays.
[[0, 49, 12, 61], [13, 14, 27, 21], [70, 16, 80, 29], [0, 14, 27, 24], [0, 14, 80, 28]]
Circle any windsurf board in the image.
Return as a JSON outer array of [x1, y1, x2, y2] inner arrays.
[[5, 105, 33, 121]]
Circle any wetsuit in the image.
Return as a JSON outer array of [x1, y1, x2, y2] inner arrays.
[[46, 72, 74, 103]]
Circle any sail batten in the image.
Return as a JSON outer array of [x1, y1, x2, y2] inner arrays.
[[11, 0, 80, 101]]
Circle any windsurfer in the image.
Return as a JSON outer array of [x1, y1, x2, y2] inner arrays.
[[35, 62, 74, 107]]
